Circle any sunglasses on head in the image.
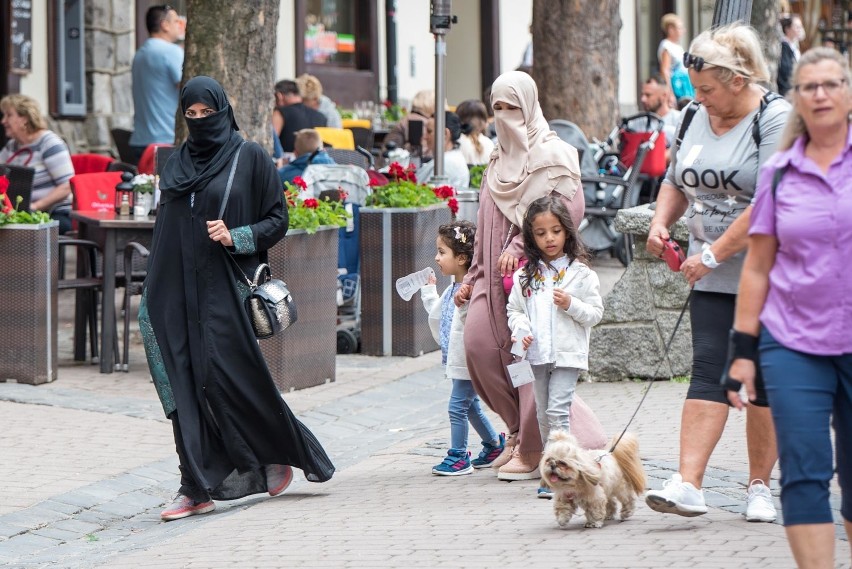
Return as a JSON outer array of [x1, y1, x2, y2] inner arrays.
[[683, 52, 751, 77]]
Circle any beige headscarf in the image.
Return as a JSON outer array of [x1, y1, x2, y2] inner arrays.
[[488, 71, 581, 226]]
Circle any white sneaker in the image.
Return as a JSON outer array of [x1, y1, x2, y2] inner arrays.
[[745, 479, 777, 522], [645, 473, 708, 517]]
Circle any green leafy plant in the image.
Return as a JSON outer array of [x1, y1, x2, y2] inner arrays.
[[284, 176, 350, 234], [365, 162, 458, 214], [469, 164, 486, 190], [131, 173, 156, 194], [339, 108, 355, 120], [381, 100, 406, 125], [0, 176, 50, 226]]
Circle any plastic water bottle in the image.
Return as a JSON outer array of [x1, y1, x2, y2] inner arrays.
[[395, 267, 435, 301]]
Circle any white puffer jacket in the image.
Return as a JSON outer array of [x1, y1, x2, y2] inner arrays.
[[506, 258, 603, 370], [420, 284, 470, 380]]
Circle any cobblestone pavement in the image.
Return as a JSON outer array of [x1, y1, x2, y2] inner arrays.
[[0, 259, 848, 568]]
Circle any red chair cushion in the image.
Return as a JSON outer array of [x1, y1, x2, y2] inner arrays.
[[137, 143, 174, 175], [71, 153, 115, 175], [71, 172, 123, 212]]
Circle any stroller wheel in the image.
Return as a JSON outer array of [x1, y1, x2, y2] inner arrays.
[[337, 329, 359, 354]]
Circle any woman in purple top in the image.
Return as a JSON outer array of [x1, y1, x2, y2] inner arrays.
[[727, 48, 852, 569]]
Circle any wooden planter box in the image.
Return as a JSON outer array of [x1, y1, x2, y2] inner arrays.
[[260, 226, 338, 391], [359, 204, 452, 356], [0, 222, 59, 384]]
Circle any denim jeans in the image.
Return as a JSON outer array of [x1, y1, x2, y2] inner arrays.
[[760, 328, 852, 526], [531, 364, 580, 447], [448, 379, 499, 454]]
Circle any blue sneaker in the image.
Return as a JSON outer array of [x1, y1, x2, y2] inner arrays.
[[471, 433, 506, 469], [537, 485, 553, 499], [432, 450, 473, 476]]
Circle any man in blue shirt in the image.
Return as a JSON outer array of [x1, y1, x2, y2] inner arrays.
[[129, 5, 184, 163]]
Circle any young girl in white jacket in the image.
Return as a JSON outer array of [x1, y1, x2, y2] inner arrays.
[[421, 221, 504, 476], [507, 195, 604, 451]]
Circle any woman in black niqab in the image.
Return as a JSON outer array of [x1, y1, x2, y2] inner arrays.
[[139, 76, 334, 522]]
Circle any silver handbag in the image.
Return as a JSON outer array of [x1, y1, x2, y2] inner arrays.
[[244, 263, 297, 339]]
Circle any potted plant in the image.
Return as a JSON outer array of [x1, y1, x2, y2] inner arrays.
[[260, 176, 349, 392], [130, 174, 156, 216], [0, 175, 58, 384], [360, 162, 457, 356]]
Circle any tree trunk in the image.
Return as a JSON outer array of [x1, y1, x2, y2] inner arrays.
[[751, 0, 781, 88], [176, 0, 280, 149], [531, 0, 621, 140]]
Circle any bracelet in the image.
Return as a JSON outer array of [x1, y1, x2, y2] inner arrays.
[[729, 329, 759, 361]]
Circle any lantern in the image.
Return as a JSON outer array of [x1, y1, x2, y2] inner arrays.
[[114, 171, 135, 216]]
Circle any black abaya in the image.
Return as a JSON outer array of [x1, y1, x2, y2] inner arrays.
[[140, 78, 333, 500]]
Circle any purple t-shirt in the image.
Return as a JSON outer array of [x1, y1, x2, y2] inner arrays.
[[749, 129, 852, 356]]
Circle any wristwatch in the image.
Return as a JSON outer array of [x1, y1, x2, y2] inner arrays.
[[701, 246, 720, 269]]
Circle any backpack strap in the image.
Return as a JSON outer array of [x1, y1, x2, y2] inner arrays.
[[751, 91, 783, 148], [771, 165, 787, 200], [674, 100, 701, 156]]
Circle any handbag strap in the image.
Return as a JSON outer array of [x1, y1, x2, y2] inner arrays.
[[217, 140, 245, 219], [216, 141, 253, 287], [501, 223, 516, 255]]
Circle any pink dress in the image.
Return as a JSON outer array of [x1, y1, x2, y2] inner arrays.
[[463, 170, 607, 453]]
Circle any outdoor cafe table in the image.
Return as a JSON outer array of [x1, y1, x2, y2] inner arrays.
[[70, 210, 155, 373]]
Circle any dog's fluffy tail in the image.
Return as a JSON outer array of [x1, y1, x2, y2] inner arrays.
[[610, 433, 646, 495]]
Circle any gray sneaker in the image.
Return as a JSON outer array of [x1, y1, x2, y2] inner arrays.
[[645, 473, 708, 517]]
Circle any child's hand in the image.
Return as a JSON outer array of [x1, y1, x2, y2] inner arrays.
[[427, 274, 437, 285], [553, 289, 571, 310], [454, 284, 472, 307]]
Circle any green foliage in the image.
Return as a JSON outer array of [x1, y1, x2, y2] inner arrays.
[[469, 164, 486, 190], [0, 195, 51, 227], [284, 178, 349, 234], [366, 178, 443, 209]]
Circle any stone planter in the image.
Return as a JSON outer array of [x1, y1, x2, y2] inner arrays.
[[359, 203, 452, 356], [260, 226, 338, 391], [0, 222, 59, 384], [589, 205, 692, 381]]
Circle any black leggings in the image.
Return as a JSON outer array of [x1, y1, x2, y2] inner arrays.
[[687, 290, 768, 407]]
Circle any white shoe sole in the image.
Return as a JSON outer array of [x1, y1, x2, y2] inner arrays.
[[645, 494, 707, 517], [745, 511, 777, 522], [432, 466, 473, 476], [160, 502, 215, 522], [497, 469, 540, 481]]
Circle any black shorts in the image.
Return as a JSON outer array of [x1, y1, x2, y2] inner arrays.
[[687, 290, 769, 407]]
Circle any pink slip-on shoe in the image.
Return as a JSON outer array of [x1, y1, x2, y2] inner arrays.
[[160, 494, 215, 522], [266, 464, 294, 496]]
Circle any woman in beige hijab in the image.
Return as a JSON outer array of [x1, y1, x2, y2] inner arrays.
[[455, 71, 607, 484]]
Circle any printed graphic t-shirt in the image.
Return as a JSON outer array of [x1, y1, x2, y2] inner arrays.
[[665, 98, 789, 294]]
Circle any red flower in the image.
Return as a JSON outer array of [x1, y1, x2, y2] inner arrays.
[[0, 176, 11, 214], [447, 198, 459, 215], [383, 100, 392, 109], [368, 178, 382, 187], [388, 162, 406, 181], [405, 164, 417, 183], [0, 175, 8, 194], [293, 176, 307, 190], [303, 198, 319, 209], [338, 187, 349, 202], [433, 185, 455, 199]]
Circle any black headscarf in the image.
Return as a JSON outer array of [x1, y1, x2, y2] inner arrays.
[[159, 76, 245, 203]]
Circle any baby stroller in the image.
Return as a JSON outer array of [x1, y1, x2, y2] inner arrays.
[[549, 118, 661, 266], [301, 164, 372, 354]]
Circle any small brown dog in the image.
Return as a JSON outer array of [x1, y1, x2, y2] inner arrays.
[[540, 430, 646, 528]]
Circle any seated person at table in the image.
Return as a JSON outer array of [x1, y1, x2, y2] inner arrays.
[[416, 111, 470, 189], [278, 129, 335, 184], [297, 74, 342, 130], [383, 89, 435, 159], [272, 79, 327, 154], [0, 94, 75, 234]]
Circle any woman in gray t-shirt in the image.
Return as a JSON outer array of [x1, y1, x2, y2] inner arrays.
[[644, 24, 790, 523]]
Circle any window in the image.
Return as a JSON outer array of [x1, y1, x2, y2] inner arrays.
[[304, 0, 357, 67]]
